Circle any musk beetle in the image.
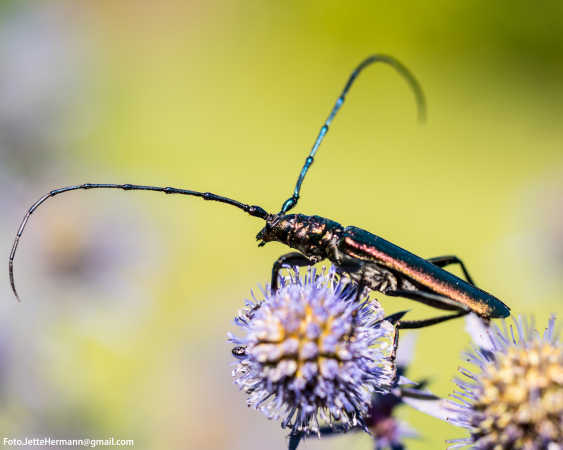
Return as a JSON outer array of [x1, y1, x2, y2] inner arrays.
[[8, 54, 510, 328]]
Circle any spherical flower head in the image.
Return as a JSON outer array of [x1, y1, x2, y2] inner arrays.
[[229, 266, 396, 435], [447, 314, 563, 449]]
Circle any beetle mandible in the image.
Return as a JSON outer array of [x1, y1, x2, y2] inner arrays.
[[8, 54, 510, 328]]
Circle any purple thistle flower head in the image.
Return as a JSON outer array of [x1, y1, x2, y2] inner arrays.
[[446, 314, 563, 449], [229, 266, 396, 435]]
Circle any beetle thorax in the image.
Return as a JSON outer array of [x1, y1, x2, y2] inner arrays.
[[257, 214, 342, 258]]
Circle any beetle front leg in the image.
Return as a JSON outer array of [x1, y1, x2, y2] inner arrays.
[[271, 252, 320, 292], [427, 255, 475, 285]]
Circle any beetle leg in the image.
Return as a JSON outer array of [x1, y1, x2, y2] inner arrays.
[[398, 311, 469, 329], [384, 288, 473, 328], [427, 255, 475, 285], [353, 263, 367, 303], [271, 252, 319, 291], [385, 288, 470, 328], [384, 288, 467, 311], [383, 310, 409, 325], [389, 323, 400, 384]]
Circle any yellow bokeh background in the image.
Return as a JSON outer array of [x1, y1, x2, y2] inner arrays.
[[1, 1, 562, 449]]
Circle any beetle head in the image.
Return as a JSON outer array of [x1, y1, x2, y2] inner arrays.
[[256, 214, 293, 247]]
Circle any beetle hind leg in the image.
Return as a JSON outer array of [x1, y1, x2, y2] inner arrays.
[[427, 255, 476, 285], [384, 287, 470, 329], [385, 288, 466, 311], [398, 310, 469, 329]]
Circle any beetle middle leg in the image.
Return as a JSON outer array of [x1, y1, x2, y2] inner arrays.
[[427, 255, 475, 285], [271, 252, 321, 291], [352, 262, 367, 303], [389, 316, 401, 383]]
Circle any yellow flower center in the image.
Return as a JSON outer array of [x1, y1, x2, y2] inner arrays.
[[474, 341, 563, 448]]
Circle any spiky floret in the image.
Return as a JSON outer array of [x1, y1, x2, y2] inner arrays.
[[229, 266, 396, 435], [447, 315, 563, 449]]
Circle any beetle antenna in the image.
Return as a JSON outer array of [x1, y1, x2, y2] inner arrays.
[[9, 183, 270, 301], [279, 54, 426, 214]]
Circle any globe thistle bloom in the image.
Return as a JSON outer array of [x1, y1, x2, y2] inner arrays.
[[229, 266, 397, 435], [446, 314, 563, 449]]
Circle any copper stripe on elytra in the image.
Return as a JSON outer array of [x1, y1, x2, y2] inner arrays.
[[343, 237, 491, 316]]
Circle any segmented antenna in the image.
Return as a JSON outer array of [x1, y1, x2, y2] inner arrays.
[[279, 54, 426, 214], [9, 183, 269, 300]]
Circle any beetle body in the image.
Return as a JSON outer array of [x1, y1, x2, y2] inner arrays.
[[258, 213, 510, 321]]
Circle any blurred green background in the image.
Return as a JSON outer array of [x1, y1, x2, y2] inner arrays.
[[1, 1, 562, 449]]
